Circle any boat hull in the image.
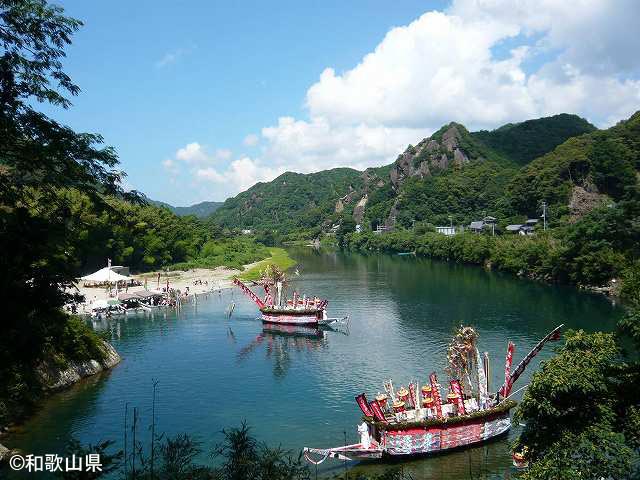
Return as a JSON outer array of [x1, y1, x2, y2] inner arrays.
[[382, 411, 511, 456], [304, 407, 513, 463], [260, 309, 321, 325]]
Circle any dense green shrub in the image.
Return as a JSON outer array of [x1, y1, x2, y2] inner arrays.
[[514, 314, 640, 479]]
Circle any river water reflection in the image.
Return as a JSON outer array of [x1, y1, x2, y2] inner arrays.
[[5, 249, 622, 478]]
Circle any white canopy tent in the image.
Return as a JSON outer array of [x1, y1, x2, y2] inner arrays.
[[80, 267, 129, 284]]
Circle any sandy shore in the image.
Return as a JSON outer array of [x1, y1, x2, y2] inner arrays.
[[70, 262, 262, 313]]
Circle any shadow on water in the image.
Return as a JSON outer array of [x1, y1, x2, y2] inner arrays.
[[4, 368, 113, 457], [236, 324, 331, 380]]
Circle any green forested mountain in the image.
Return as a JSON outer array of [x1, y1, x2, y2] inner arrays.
[[210, 114, 598, 235], [149, 198, 224, 218], [212, 168, 363, 233], [472, 113, 596, 165], [345, 111, 640, 288], [68, 192, 267, 274], [508, 111, 640, 218]]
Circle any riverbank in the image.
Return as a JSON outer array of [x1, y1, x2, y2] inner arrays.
[[72, 249, 297, 309], [343, 230, 633, 299], [0, 338, 121, 464], [238, 247, 297, 281], [74, 266, 245, 309], [1, 249, 296, 445]]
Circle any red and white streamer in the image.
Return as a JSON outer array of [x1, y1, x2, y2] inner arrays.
[[499, 341, 515, 397], [449, 379, 467, 415], [429, 373, 443, 418]]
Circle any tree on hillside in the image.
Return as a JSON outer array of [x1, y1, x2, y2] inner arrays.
[[336, 216, 357, 247], [0, 0, 134, 420]]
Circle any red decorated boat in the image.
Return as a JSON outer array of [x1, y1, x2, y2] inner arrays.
[[303, 324, 562, 464], [233, 265, 346, 326]]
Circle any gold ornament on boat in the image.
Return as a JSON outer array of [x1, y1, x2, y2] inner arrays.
[[446, 325, 479, 395], [396, 387, 409, 400]]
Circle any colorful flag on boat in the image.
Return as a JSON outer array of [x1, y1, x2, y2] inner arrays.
[[476, 348, 489, 408], [370, 400, 387, 423], [508, 324, 564, 388], [450, 379, 467, 415], [355, 393, 374, 417], [499, 341, 515, 398], [429, 373, 443, 418], [408, 382, 417, 409]]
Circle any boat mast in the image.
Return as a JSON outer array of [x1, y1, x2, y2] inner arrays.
[[276, 281, 282, 307], [232, 278, 266, 308]]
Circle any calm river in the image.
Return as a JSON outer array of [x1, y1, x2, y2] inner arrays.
[[5, 248, 622, 478]]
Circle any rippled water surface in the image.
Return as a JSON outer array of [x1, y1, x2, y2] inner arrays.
[[5, 249, 622, 478]]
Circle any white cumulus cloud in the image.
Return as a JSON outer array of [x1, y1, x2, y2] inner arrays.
[[195, 157, 285, 195], [173, 143, 232, 165], [176, 142, 208, 163], [243, 133, 259, 147], [261, 116, 427, 172], [163, 0, 640, 202], [304, 2, 640, 131]]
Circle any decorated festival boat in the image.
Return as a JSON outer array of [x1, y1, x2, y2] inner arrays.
[[303, 324, 563, 463], [233, 265, 345, 326]]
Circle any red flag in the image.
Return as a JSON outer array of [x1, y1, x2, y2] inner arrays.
[[449, 379, 467, 415], [408, 382, 417, 409], [499, 342, 515, 397], [369, 400, 387, 423], [355, 393, 374, 417], [509, 324, 564, 388], [429, 373, 443, 418]]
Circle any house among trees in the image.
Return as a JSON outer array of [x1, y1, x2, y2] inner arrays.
[[506, 219, 539, 235], [469, 216, 497, 235], [374, 224, 393, 234], [469, 221, 485, 233], [436, 226, 456, 235], [484, 216, 497, 235]]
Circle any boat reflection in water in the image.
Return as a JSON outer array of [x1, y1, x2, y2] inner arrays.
[[236, 323, 348, 378]]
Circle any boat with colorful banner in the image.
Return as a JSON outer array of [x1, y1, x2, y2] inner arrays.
[[303, 324, 563, 463], [233, 265, 346, 326]]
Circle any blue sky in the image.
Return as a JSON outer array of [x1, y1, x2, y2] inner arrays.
[[48, 0, 640, 205]]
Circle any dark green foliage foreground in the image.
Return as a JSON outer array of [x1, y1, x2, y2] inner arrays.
[[513, 308, 640, 480], [55, 423, 413, 480], [0, 0, 270, 426], [0, 0, 128, 424]]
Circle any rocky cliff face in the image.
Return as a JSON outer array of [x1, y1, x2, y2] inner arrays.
[[568, 185, 609, 221], [389, 124, 474, 189], [352, 195, 368, 224], [0, 443, 9, 464], [36, 340, 121, 392], [325, 124, 484, 227], [0, 341, 121, 464]]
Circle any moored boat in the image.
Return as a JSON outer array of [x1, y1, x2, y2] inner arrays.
[[303, 324, 563, 464], [233, 265, 346, 326]]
